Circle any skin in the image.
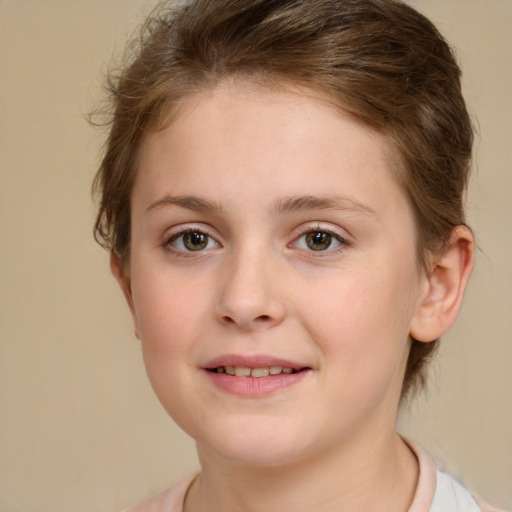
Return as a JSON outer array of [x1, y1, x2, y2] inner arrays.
[[112, 82, 474, 512]]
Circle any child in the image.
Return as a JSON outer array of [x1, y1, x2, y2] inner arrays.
[[93, 0, 504, 510]]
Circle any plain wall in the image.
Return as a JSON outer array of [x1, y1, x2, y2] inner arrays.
[[0, 1, 510, 511]]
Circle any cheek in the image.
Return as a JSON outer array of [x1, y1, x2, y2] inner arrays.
[[129, 267, 213, 425], [303, 262, 416, 379], [130, 263, 213, 359]]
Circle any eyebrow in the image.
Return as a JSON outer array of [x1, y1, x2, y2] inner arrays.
[[146, 194, 224, 214], [270, 195, 377, 216], [146, 193, 376, 217]]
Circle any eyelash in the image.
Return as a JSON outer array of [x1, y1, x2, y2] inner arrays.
[[291, 227, 350, 256], [163, 227, 220, 257], [162, 226, 350, 257]]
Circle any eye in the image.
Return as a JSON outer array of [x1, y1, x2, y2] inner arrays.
[[167, 229, 219, 253], [294, 230, 345, 252]]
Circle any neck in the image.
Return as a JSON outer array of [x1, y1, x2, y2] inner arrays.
[[186, 430, 418, 512]]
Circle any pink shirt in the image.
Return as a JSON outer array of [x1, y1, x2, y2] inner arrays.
[[124, 443, 504, 512]]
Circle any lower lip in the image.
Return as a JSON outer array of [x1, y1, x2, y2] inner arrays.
[[204, 369, 310, 397]]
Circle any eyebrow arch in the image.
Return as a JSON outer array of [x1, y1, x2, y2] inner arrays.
[[146, 194, 224, 214], [271, 195, 377, 216], [146, 193, 375, 217]]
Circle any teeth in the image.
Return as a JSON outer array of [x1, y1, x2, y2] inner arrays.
[[234, 367, 251, 377], [251, 367, 269, 378], [214, 365, 297, 377]]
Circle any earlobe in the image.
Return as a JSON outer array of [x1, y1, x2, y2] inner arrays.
[[410, 226, 475, 343], [110, 251, 141, 339]]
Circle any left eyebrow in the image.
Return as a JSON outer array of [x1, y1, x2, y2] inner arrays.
[[270, 195, 377, 216]]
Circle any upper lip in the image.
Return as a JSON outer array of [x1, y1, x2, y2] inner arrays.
[[203, 354, 309, 370]]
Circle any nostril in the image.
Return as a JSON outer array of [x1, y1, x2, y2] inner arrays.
[[217, 303, 285, 330], [220, 313, 273, 329]]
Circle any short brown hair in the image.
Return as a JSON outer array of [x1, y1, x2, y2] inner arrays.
[[93, 0, 473, 399]]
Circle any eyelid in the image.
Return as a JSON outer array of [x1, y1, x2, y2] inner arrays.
[[289, 223, 351, 253], [162, 224, 221, 255], [161, 222, 351, 256]]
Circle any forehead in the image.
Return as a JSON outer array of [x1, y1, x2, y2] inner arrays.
[[137, 82, 397, 197]]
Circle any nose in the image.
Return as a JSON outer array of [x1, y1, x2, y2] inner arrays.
[[215, 249, 286, 332]]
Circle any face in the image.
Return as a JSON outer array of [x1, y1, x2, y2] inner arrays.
[[122, 82, 428, 466]]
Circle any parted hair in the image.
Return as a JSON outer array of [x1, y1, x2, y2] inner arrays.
[[93, 0, 473, 399]]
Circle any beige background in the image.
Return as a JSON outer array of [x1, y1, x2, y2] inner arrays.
[[0, 1, 510, 511]]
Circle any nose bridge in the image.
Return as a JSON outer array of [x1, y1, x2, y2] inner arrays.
[[216, 239, 285, 331]]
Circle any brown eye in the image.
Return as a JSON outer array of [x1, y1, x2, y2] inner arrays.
[[169, 230, 218, 252], [305, 231, 333, 251], [183, 232, 208, 251]]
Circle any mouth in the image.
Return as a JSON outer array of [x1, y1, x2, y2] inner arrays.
[[207, 365, 305, 378], [203, 356, 311, 396]]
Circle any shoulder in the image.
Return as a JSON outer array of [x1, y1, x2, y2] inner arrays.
[[430, 469, 482, 512], [121, 474, 197, 512], [405, 439, 507, 512], [433, 470, 508, 512]]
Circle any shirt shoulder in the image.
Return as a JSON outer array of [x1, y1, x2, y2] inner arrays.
[[432, 470, 509, 512], [405, 439, 507, 512], [121, 474, 196, 512], [430, 469, 481, 512]]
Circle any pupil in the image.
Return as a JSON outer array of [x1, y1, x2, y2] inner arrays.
[[307, 231, 331, 251], [184, 232, 207, 251]]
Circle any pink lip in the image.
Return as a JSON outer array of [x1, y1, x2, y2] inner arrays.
[[204, 354, 306, 370], [202, 354, 311, 397]]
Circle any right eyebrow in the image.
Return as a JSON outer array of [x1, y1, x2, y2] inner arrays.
[[146, 194, 224, 214]]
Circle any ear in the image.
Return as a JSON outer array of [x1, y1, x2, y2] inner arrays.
[[110, 251, 140, 339], [410, 225, 475, 343]]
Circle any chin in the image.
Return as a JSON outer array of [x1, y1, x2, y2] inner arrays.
[[214, 442, 305, 468], [194, 420, 312, 468]]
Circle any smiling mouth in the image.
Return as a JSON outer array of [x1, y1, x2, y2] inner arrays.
[[208, 366, 306, 378]]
